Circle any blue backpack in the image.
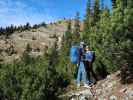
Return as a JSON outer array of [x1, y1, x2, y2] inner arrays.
[[70, 46, 79, 64]]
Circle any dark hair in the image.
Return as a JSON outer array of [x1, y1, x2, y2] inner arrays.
[[83, 44, 86, 48]]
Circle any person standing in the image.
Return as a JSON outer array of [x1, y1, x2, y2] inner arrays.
[[85, 46, 98, 84], [76, 42, 90, 88]]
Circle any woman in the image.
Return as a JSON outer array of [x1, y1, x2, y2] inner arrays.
[[85, 46, 98, 84]]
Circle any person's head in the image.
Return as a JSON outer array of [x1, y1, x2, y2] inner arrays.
[[85, 46, 90, 51], [80, 42, 85, 48]]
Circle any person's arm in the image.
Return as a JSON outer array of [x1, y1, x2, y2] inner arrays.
[[77, 48, 81, 66]]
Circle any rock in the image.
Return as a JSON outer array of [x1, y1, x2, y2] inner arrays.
[[102, 83, 106, 87], [98, 97, 106, 100], [70, 98, 76, 100], [107, 75, 111, 79], [78, 95, 86, 100], [96, 89, 102, 95], [115, 70, 120, 76], [109, 95, 117, 100], [108, 82, 113, 88], [123, 97, 129, 100], [128, 91, 133, 99], [107, 81, 116, 89], [59, 89, 94, 100], [120, 88, 127, 93]]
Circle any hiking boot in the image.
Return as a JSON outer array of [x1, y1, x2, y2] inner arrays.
[[83, 84, 91, 88], [77, 84, 80, 88]]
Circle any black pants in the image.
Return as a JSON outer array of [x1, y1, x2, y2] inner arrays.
[[84, 61, 98, 82]]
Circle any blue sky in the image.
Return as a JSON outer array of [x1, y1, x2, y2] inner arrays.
[[0, 0, 112, 27]]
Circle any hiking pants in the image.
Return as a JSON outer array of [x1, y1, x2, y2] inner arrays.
[[85, 61, 98, 82], [76, 61, 87, 84]]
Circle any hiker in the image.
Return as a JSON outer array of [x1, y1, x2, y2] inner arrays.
[[85, 46, 98, 84], [76, 42, 90, 88]]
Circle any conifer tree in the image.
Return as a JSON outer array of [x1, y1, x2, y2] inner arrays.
[[84, 0, 91, 33], [25, 22, 31, 30], [74, 12, 80, 37], [122, 0, 127, 9], [93, 0, 100, 25], [127, 0, 133, 8], [65, 20, 72, 46], [112, 0, 117, 8]]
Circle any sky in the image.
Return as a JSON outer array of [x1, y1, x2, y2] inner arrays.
[[0, 0, 112, 27]]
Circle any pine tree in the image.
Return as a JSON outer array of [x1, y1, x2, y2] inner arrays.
[[74, 12, 80, 37], [122, 0, 133, 40], [84, 0, 91, 34], [25, 22, 31, 30], [93, 0, 100, 25], [127, 0, 133, 8], [122, 0, 127, 9], [66, 20, 72, 33], [65, 20, 72, 43], [10, 24, 14, 34], [25, 43, 32, 52], [111, 0, 124, 42], [112, 0, 117, 8]]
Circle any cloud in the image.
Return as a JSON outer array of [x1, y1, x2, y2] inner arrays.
[[0, 0, 55, 27]]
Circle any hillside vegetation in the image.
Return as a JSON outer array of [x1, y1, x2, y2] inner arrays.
[[0, 0, 133, 100], [0, 20, 68, 63]]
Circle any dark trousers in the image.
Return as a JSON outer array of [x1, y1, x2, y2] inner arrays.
[[84, 61, 98, 82]]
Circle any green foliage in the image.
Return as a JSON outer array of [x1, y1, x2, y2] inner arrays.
[[57, 20, 80, 80], [0, 56, 48, 100], [112, 0, 117, 8], [82, 0, 133, 81], [93, 0, 100, 24], [0, 41, 70, 100], [0, 22, 47, 36], [74, 12, 80, 35], [84, 0, 91, 34], [25, 43, 32, 53], [0, 1, 133, 99]]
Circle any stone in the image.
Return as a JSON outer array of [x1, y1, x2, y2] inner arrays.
[[109, 95, 117, 100], [63, 89, 94, 100], [78, 95, 86, 100], [128, 91, 133, 99], [102, 83, 106, 87], [108, 82, 113, 88], [96, 89, 102, 95], [107, 81, 116, 89], [120, 88, 127, 93], [123, 97, 129, 100], [107, 75, 111, 79], [98, 97, 106, 100]]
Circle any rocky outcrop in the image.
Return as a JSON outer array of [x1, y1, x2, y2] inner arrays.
[[59, 88, 94, 100], [60, 71, 133, 100]]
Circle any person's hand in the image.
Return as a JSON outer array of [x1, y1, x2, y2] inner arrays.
[[77, 64, 79, 67]]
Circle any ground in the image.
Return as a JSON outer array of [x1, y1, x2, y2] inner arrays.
[[60, 71, 133, 100]]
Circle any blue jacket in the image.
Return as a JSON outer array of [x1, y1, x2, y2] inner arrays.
[[85, 51, 93, 62]]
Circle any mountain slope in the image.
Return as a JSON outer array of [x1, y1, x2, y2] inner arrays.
[[0, 21, 68, 63]]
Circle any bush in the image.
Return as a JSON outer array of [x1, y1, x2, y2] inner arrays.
[[0, 46, 70, 100]]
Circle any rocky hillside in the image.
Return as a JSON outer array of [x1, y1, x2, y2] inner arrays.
[[60, 71, 133, 100], [0, 20, 68, 63]]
